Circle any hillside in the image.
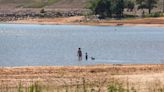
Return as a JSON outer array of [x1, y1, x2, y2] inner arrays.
[[0, 0, 90, 9], [45, 0, 89, 9], [0, 0, 163, 9], [0, 0, 163, 22]]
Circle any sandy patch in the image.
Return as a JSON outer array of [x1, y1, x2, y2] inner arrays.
[[9, 16, 164, 27]]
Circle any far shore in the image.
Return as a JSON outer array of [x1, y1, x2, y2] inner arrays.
[[6, 16, 164, 27]]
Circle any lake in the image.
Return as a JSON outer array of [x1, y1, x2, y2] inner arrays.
[[0, 24, 164, 66]]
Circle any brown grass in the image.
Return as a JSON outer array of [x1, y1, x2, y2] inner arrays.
[[0, 64, 164, 92]]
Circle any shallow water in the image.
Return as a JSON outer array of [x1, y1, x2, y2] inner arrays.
[[0, 24, 164, 66]]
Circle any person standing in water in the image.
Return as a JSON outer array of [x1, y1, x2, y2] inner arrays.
[[77, 48, 82, 61], [85, 52, 88, 61]]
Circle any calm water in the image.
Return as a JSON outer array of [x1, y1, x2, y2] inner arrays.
[[0, 24, 164, 66]]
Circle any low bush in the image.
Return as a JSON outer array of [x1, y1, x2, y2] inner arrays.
[[145, 12, 164, 17], [108, 81, 125, 92]]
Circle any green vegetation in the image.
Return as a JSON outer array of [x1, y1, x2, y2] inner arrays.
[[90, 0, 112, 19], [23, 3, 45, 8], [17, 82, 42, 92], [145, 12, 164, 17], [89, 0, 125, 19], [89, 0, 160, 19], [13, 78, 164, 92], [114, 0, 124, 19], [47, 0, 59, 5], [0, 0, 60, 8], [22, 0, 59, 8], [0, 78, 164, 92], [18, 82, 23, 92], [136, 0, 159, 14], [124, 0, 135, 12], [108, 81, 125, 92]]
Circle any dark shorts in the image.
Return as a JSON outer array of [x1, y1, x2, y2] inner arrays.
[[78, 54, 82, 57]]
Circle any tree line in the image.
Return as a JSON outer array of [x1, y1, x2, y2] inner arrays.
[[89, 0, 159, 19]]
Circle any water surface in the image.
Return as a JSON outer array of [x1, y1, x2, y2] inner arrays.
[[0, 24, 164, 66]]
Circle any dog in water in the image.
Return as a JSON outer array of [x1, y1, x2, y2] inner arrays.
[[91, 57, 95, 60]]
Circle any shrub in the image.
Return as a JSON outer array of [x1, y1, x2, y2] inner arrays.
[[29, 82, 42, 92], [17, 82, 42, 92], [145, 12, 163, 17], [18, 82, 23, 92], [40, 9, 45, 13], [108, 81, 125, 92]]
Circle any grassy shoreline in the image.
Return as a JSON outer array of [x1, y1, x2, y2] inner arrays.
[[0, 64, 164, 92]]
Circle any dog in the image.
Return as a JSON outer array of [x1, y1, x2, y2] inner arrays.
[[91, 57, 95, 60]]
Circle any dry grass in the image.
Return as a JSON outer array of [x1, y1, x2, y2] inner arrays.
[[0, 64, 164, 92]]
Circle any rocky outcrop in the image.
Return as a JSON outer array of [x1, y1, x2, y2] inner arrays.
[[0, 9, 91, 21]]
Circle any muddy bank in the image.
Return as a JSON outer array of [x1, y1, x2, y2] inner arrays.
[[9, 16, 164, 27]]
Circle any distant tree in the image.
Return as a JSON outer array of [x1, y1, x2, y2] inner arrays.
[[125, 0, 135, 12], [137, 0, 158, 14], [105, 0, 112, 17], [136, 0, 146, 10], [95, 0, 112, 18], [89, 0, 100, 14], [114, 0, 124, 18], [147, 0, 158, 14], [89, 0, 112, 19], [89, 0, 125, 19]]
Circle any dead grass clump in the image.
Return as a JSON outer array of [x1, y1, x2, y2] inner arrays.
[[146, 79, 164, 92]]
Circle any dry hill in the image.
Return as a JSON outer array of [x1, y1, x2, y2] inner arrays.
[[0, 0, 90, 9], [0, 0, 163, 10]]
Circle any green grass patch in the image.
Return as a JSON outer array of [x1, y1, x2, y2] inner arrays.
[[145, 12, 164, 18], [23, 3, 45, 8], [18, 0, 60, 8], [47, 0, 59, 5]]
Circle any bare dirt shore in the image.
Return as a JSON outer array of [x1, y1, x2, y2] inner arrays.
[[0, 64, 164, 92], [9, 16, 164, 27]]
